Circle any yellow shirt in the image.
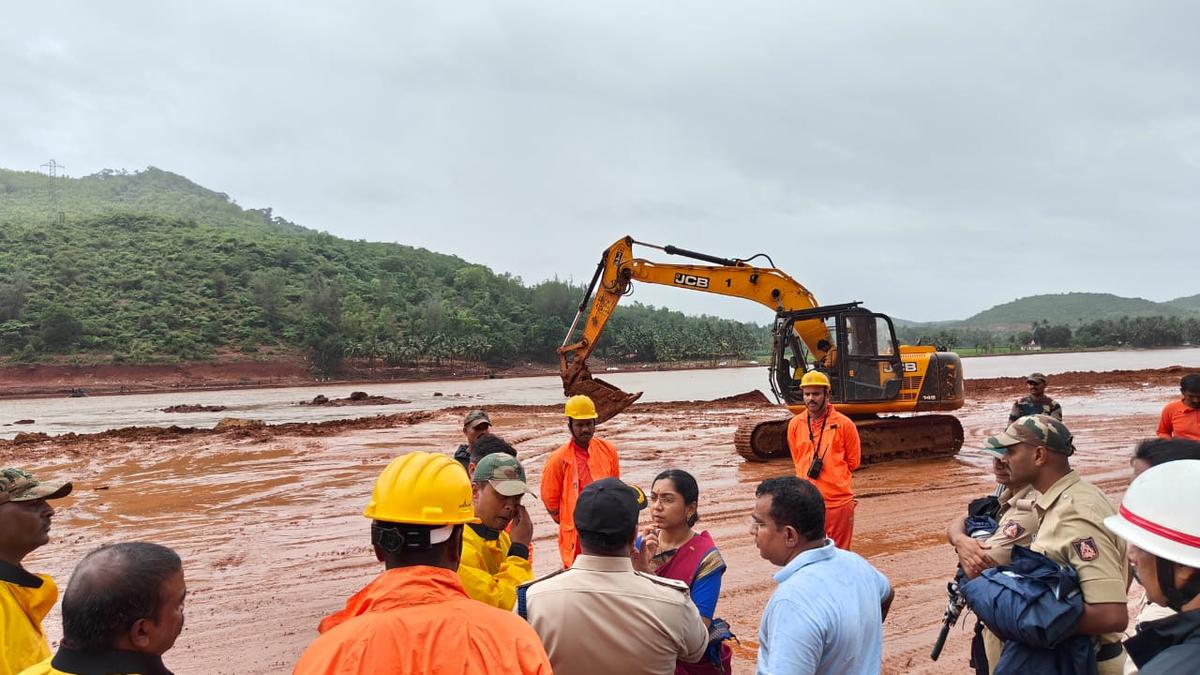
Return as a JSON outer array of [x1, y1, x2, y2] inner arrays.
[[458, 524, 533, 611], [0, 563, 56, 675]]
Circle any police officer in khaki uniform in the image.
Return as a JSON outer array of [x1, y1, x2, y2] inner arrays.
[[948, 445, 1041, 673], [984, 415, 1130, 674], [518, 477, 708, 675]]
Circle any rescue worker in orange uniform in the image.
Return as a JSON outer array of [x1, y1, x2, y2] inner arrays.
[[0, 468, 72, 675], [786, 371, 862, 550], [541, 394, 621, 568], [292, 451, 552, 675]]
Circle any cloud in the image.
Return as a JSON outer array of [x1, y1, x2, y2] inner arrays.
[[2, 1, 1197, 323]]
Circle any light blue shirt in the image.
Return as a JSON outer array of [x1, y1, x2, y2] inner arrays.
[[756, 539, 891, 675]]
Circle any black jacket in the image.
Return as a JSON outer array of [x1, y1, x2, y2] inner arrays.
[[1125, 608, 1200, 675]]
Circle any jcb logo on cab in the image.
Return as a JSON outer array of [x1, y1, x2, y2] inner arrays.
[[673, 273, 709, 289]]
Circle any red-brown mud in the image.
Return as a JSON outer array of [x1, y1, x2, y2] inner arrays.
[[3, 374, 1172, 674]]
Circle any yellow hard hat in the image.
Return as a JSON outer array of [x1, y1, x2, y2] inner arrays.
[[363, 451, 481, 525], [564, 394, 599, 420], [799, 370, 831, 389]]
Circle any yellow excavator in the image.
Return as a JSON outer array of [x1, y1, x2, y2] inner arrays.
[[558, 236, 965, 464]]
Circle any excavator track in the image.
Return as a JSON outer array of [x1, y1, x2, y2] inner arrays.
[[735, 413, 964, 464]]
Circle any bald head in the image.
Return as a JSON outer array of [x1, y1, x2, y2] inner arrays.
[[62, 542, 185, 655]]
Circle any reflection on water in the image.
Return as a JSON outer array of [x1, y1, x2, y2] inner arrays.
[[3, 347, 1197, 439]]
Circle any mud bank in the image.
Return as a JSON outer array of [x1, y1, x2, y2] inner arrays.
[[7, 379, 1173, 674]]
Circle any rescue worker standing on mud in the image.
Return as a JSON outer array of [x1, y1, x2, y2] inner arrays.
[[541, 394, 621, 568], [1009, 373, 1062, 422], [947, 441, 1041, 673], [1104, 460, 1200, 674], [520, 477, 709, 675], [21, 542, 186, 675], [459, 453, 535, 610], [982, 415, 1130, 673], [293, 451, 552, 675], [1156, 373, 1200, 441], [786, 370, 861, 549], [0, 468, 72, 675]]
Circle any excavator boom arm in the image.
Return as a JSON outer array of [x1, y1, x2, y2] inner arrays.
[[558, 236, 831, 421]]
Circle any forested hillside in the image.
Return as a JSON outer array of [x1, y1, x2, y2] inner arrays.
[[0, 167, 767, 372]]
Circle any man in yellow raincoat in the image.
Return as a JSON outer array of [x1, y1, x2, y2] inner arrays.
[[0, 468, 72, 675]]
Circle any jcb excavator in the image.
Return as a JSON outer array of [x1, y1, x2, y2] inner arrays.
[[558, 236, 965, 464]]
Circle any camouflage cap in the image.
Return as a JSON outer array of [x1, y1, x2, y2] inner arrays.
[[472, 453, 534, 496], [1026, 373, 1048, 385], [982, 415, 1075, 456], [0, 468, 73, 505], [463, 409, 491, 430]]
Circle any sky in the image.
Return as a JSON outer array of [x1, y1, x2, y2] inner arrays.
[[3, 2, 1198, 324]]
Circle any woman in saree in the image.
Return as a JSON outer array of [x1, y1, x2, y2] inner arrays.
[[634, 469, 733, 674]]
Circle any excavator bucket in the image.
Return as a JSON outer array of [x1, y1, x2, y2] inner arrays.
[[561, 361, 643, 424]]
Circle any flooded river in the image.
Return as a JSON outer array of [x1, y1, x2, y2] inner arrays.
[[3, 347, 1198, 439]]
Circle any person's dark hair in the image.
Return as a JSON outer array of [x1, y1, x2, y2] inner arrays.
[[755, 476, 825, 542], [372, 521, 462, 569], [1134, 438, 1200, 467], [654, 469, 700, 527], [578, 529, 631, 556], [1181, 373, 1200, 394], [61, 542, 182, 651], [469, 434, 517, 466]]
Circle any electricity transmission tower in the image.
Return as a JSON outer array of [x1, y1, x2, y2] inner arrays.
[[40, 158, 66, 225]]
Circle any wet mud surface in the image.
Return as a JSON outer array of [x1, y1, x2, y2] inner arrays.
[[2, 371, 1182, 674]]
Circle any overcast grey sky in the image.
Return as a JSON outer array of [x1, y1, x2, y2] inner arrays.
[[3, 2, 1197, 323]]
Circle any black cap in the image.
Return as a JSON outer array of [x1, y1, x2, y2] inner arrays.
[[573, 477, 647, 537]]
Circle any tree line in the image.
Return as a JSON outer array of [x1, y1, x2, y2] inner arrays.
[[900, 316, 1200, 353]]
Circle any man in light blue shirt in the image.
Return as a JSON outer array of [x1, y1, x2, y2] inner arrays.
[[752, 476, 893, 675]]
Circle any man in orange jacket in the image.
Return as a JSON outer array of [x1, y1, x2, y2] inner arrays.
[[293, 452, 552, 675], [541, 395, 621, 568], [786, 371, 861, 550]]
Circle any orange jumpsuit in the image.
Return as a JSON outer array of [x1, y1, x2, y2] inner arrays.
[[293, 566, 552, 675], [540, 438, 620, 568], [787, 406, 861, 549]]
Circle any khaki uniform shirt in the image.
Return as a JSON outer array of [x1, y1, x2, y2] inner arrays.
[[986, 485, 1041, 567], [520, 554, 708, 675], [983, 485, 1042, 673], [1031, 471, 1129, 671]]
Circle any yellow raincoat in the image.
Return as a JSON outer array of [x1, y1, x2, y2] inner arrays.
[[458, 524, 533, 610], [0, 564, 57, 675]]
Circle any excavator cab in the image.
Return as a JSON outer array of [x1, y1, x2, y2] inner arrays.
[[771, 303, 903, 407]]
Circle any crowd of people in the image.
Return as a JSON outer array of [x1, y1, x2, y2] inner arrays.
[[0, 372, 1198, 674]]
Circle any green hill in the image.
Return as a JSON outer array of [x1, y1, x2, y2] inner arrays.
[[959, 292, 1198, 329], [1167, 294, 1200, 312], [0, 167, 766, 370]]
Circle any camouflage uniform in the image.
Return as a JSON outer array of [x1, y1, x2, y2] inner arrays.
[[1009, 395, 1062, 422], [983, 416, 1129, 674], [1009, 373, 1062, 422]]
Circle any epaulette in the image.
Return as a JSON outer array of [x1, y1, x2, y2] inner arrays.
[[634, 571, 691, 593], [516, 568, 571, 620]]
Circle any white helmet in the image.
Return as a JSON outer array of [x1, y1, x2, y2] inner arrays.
[[1105, 459, 1200, 569]]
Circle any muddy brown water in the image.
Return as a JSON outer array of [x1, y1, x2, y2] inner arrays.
[[2, 367, 1179, 674], [4, 347, 1199, 440]]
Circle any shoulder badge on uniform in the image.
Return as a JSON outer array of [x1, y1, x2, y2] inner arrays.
[[1001, 520, 1026, 539], [1072, 537, 1099, 561], [635, 571, 691, 593]]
